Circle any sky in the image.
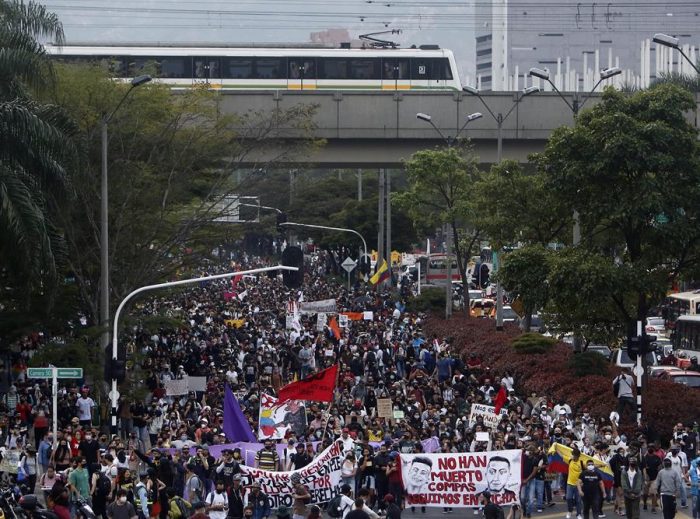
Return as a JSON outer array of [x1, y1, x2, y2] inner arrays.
[[42, 0, 478, 78]]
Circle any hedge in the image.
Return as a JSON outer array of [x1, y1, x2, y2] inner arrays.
[[424, 314, 700, 444]]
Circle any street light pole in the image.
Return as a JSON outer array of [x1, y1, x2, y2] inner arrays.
[[102, 75, 151, 427], [109, 266, 298, 435], [462, 86, 540, 330], [653, 33, 700, 75], [280, 222, 368, 266]]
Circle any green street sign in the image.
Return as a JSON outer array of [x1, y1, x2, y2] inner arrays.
[[26, 367, 83, 379], [56, 368, 83, 379], [27, 367, 53, 378]]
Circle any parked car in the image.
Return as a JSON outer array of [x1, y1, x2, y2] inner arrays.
[[502, 305, 519, 323], [655, 369, 700, 388], [470, 298, 496, 318], [645, 316, 667, 336], [610, 349, 659, 369], [521, 314, 546, 333], [587, 344, 612, 358]]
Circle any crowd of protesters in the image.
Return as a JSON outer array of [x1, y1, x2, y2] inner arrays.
[[0, 252, 698, 519]]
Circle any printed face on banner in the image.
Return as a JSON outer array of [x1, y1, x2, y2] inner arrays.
[[258, 394, 307, 440], [400, 450, 522, 508]]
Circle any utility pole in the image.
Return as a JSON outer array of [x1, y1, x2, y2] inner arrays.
[[445, 224, 453, 318], [385, 169, 392, 286], [357, 169, 363, 201], [377, 169, 385, 266]]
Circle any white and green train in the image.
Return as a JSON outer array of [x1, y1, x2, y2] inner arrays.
[[45, 44, 462, 91]]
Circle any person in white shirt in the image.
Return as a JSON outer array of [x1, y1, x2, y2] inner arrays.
[[76, 389, 96, 427], [665, 446, 688, 507], [337, 485, 355, 518], [206, 480, 230, 519]]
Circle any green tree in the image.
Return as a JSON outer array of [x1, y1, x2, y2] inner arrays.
[[497, 245, 552, 330], [49, 64, 317, 326], [473, 160, 571, 247], [531, 84, 700, 342], [0, 1, 78, 299], [399, 146, 483, 310]]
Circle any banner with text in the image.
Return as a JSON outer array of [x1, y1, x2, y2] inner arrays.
[[238, 442, 344, 507], [299, 299, 337, 314], [400, 449, 522, 508], [468, 403, 509, 429]]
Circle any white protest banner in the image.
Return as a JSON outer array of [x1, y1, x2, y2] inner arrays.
[[338, 314, 349, 328], [317, 313, 327, 332], [188, 376, 207, 392], [363, 311, 374, 320], [239, 442, 344, 507], [299, 299, 337, 314], [0, 449, 19, 474], [400, 449, 522, 508], [165, 377, 189, 396], [468, 403, 509, 429], [258, 393, 307, 440]]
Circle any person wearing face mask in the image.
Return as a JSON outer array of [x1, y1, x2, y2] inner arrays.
[[665, 446, 688, 508], [68, 456, 92, 504], [577, 460, 605, 519], [621, 459, 643, 519], [79, 431, 100, 476], [108, 488, 138, 519], [205, 480, 229, 519], [657, 458, 682, 519]]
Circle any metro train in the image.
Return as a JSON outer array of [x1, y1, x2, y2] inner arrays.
[[45, 44, 463, 91]]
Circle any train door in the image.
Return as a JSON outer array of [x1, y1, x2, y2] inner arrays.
[[192, 56, 222, 89], [381, 58, 410, 90], [287, 57, 317, 90]]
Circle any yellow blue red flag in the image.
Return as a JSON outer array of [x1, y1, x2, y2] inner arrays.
[[547, 442, 614, 488]]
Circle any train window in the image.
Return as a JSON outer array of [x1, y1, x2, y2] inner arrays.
[[128, 57, 163, 78], [381, 58, 409, 80], [159, 57, 188, 78], [193, 57, 221, 79], [288, 58, 316, 79], [102, 57, 127, 78], [255, 58, 284, 79], [224, 58, 254, 79], [432, 58, 454, 80], [411, 58, 432, 80], [320, 58, 348, 79], [349, 58, 380, 79]]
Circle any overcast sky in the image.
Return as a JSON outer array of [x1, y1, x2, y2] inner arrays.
[[43, 0, 477, 79]]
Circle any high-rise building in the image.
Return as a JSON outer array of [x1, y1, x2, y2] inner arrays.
[[475, 0, 699, 91]]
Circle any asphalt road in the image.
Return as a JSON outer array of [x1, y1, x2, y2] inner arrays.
[[383, 496, 694, 519]]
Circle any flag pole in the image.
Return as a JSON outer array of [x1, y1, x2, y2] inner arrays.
[[321, 364, 340, 440]]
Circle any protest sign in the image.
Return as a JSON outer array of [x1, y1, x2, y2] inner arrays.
[[316, 313, 327, 331], [338, 314, 349, 328], [188, 376, 207, 392], [468, 403, 509, 429], [400, 449, 522, 508], [258, 393, 307, 440], [0, 449, 19, 474], [299, 299, 337, 314], [238, 442, 344, 507], [164, 378, 189, 396], [377, 398, 393, 418]]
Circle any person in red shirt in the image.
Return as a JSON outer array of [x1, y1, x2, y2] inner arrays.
[[16, 396, 33, 424]]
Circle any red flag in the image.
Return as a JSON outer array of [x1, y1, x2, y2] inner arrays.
[[231, 274, 242, 287], [328, 316, 341, 340], [278, 364, 338, 403], [494, 386, 508, 414]]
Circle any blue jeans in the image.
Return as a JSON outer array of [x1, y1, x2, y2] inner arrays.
[[534, 480, 545, 510], [521, 480, 535, 515], [567, 484, 582, 515], [691, 494, 698, 519], [679, 478, 687, 506]]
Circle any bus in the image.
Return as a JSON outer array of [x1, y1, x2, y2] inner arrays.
[[425, 253, 462, 286], [671, 315, 700, 359], [662, 290, 700, 329]]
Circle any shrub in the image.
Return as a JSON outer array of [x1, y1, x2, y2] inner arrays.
[[409, 287, 446, 313], [424, 314, 700, 444], [512, 333, 556, 354], [568, 351, 610, 377]]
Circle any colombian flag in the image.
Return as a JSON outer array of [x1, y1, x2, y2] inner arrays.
[[547, 443, 614, 488], [370, 259, 389, 285]]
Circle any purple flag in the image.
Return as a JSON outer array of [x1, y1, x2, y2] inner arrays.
[[224, 384, 256, 442]]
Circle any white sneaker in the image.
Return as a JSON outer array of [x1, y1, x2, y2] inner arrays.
[[474, 510, 480, 516], [577, 515, 583, 519], [566, 514, 571, 519]]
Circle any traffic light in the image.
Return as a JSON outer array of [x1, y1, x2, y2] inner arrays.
[[359, 255, 371, 276], [111, 359, 127, 384], [276, 212, 287, 233], [627, 335, 642, 360], [479, 263, 490, 288], [282, 245, 304, 288], [642, 335, 657, 353]]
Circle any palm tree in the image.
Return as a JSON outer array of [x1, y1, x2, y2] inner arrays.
[[0, 1, 77, 290]]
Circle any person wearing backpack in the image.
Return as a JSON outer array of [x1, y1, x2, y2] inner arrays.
[[91, 463, 113, 519], [205, 480, 229, 519], [185, 464, 204, 505], [480, 491, 514, 519], [167, 487, 192, 519], [612, 371, 635, 423]]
